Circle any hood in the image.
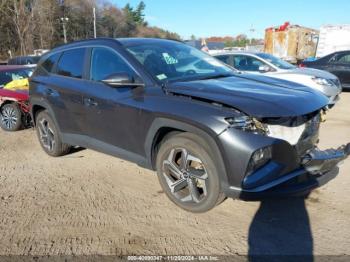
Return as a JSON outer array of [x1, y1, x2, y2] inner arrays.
[[166, 74, 328, 118], [277, 67, 337, 79]]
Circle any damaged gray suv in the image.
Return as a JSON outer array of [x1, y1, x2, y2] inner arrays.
[[29, 38, 350, 212]]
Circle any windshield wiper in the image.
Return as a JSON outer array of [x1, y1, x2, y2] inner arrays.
[[198, 73, 234, 80]]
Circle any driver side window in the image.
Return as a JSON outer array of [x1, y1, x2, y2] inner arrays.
[[90, 48, 134, 81], [337, 54, 350, 64], [233, 55, 267, 71]]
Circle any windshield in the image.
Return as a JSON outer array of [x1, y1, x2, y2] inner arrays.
[[126, 41, 234, 83], [0, 68, 34, 87], [256, 53, 296, 70]]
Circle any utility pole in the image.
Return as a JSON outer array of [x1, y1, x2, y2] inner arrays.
[[61, 17, 69, 43], [59, 0, 68, 44], [249, 24, 256, 45], [93, 7, 97, 38]]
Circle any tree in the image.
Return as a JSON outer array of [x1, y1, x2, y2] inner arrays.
[[134, 1, 146, 26], [123, 1, 146, 26], [224, 39, 234, 47], [0, 0, 180, 60], [1, 0, 35, 55]]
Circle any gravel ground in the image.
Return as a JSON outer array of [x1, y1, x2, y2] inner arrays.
[[0, 93, 349, 258]]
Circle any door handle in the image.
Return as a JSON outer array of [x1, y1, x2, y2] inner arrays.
[[84, 98, 98, 107], [45, 88, 54, 96]]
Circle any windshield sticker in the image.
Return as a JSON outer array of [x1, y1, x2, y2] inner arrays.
[[162, 53, 178, 65], [157, 74, 167, 80]]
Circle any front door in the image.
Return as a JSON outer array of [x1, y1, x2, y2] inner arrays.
[[82, 47, 146, 155]]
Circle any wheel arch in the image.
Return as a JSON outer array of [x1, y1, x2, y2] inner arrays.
[[0, 99, 14, 109], [30, 98, 61, 133], [145, 118, 229, 185]]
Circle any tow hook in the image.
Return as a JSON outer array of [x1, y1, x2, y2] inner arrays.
[[320, 109, 327, 122], [302, 143, 350, 174]]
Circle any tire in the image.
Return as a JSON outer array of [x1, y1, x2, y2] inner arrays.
[[156, 132, 225, 213], [0, 103, 22, 131], [35, 110, 71, 157]]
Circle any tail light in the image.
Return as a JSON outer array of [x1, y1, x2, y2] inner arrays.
[[299, 63, 306, 68]]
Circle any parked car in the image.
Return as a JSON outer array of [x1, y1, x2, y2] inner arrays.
[[8, 56, 41, 66], [301, 50, 350, 90], [214, 52, 342, 106], [29, 38, 350, 212], [0, 65, 34, 131], [0, 65, 35, 89], [0, 89, 30, 131]]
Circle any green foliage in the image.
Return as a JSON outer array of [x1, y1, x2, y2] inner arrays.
[[124, 1, 146, 26], [224, 39, 234, 47], [0, 0, 180, 60]]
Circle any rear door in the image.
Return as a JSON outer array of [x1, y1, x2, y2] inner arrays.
[[48, 48, 89, 135]]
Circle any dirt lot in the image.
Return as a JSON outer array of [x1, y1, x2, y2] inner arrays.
[[0, 93, 349, 258]]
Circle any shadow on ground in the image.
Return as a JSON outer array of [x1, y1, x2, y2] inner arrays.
[[248, 197, 313, 261], [63, 146, 86, 157]]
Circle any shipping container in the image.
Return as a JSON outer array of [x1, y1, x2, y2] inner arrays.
[[264, 22, 319, 63]]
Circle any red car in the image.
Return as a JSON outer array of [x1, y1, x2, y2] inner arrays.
[[0, 65, 35, 131]]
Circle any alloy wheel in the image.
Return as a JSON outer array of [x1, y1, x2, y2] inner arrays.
[[162, 148, 209, 203], [1, 106, 18, 130], [38, 118, 56, 151]]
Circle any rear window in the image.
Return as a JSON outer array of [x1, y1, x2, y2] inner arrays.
[[8, 56, 40, 65], [7, 58, 17, 65], [27, 56, 40, 64], [0, 68, 34, 87], [41, 53, 61, 73], [57, 48, 86, 79]]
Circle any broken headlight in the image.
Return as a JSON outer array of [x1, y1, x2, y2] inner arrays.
[[225, 115, 267, 134], [246, 146, 272, 176]]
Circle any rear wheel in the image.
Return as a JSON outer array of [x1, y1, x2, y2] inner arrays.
[[35, 110, 71, 157], [0, 103, 22, 131], [156, 132, 225, 213]]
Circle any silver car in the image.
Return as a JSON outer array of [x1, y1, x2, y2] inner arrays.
[[214, 52, 342, 106]]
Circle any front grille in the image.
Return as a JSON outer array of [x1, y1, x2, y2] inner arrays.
[[267, 124, 306, 145], [265, 112, 321, 157]]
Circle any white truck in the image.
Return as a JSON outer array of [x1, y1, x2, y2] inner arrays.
[[316, 25, 350, 58]]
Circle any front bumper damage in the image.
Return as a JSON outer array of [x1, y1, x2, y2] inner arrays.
[[302, 144, 350, 174], [235, 143, 350, 199], [220, 124, 350, 199]]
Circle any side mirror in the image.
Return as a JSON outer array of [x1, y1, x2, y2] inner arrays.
[[258, 65, 270, 73], [101, 72, 144, 87]]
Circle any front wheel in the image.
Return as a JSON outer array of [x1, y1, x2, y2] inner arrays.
[[35, 110, 71, 157], [156, 133, 225, 213], [0, 103, 22, 131]]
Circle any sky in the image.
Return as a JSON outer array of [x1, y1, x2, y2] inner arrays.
[[110, 0, 349, 39]]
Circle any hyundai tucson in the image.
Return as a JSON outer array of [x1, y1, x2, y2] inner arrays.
[[29, 38, 350, 212]]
